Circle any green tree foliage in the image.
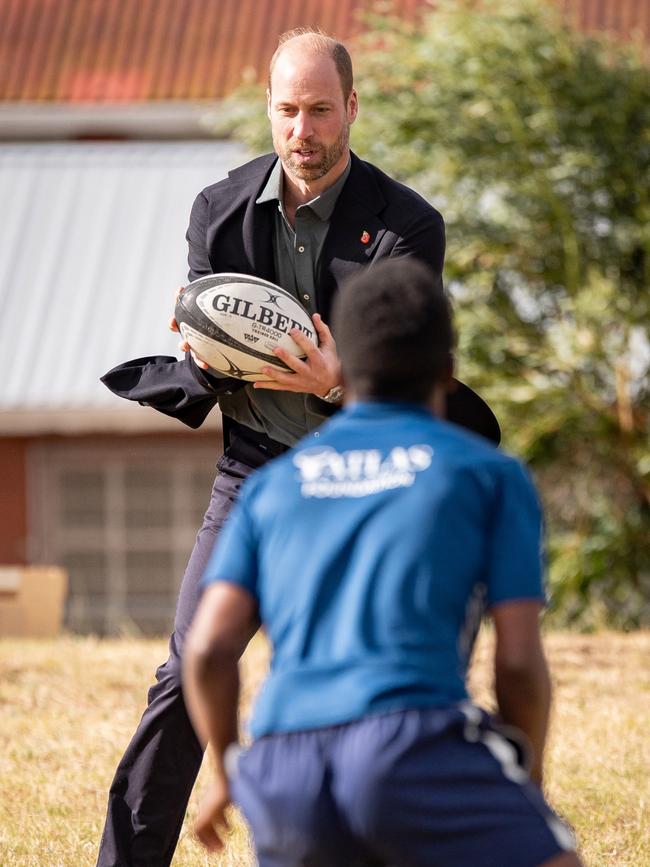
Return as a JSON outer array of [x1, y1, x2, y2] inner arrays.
[[218, 0, 649, 627]]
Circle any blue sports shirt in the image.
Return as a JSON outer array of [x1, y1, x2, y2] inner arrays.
[[202, 401, 545, 739]]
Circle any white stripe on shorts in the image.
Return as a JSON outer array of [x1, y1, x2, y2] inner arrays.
[[459, 702, 575, 852]]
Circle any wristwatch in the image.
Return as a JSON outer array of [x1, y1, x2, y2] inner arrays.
[[321, 384, 345, 404]]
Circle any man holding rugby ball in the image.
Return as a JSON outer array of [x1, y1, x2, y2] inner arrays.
[[98, 28, 497, 867]]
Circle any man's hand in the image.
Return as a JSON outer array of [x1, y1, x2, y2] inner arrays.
[[183, 583, 256, 851], [194, 772, 231, 852], [492, 600, 551, 786], [168, 285, 184, 334], [253, 313, 341, 397], [169, 285, 211, 369]]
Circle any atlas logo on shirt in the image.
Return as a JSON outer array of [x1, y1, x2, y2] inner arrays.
[[293, 445, 433, 499]]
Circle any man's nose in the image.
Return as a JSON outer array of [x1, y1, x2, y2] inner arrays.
[[293, 111, 313, 140]]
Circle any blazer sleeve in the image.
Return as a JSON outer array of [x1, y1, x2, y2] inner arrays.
[[100, 353, 245, 429], [186, 190, 213, 282], [391, 207, 446, 290]]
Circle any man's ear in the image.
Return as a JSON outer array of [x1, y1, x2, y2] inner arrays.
[[266, 88, 272, 120], [347, 89, 358, 124]]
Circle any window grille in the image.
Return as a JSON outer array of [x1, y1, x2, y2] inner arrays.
[[28, 441, 219, 635]]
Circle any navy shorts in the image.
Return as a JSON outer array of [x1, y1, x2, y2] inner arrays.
[[230, 704, 575, 867]]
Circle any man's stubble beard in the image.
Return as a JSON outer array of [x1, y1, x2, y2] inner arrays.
[[275, 124, 350, 183]]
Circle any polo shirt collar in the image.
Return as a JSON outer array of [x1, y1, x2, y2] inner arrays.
[[256, 157, 351, 221]]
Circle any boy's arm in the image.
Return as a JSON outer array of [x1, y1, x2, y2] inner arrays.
[[490, 599, 551, 786], [183, 581, 258, 851]]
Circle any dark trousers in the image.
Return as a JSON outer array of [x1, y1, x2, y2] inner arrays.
[[96, 430, 285, 867]]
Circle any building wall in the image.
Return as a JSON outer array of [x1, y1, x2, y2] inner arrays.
[[0, 438, 28, 563], [1, 428, 224, 635]]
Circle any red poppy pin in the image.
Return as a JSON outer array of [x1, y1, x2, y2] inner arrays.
[[360, 230, 371, 244]]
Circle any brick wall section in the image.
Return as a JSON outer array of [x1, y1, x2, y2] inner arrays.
[[0, 438, 28, 564]]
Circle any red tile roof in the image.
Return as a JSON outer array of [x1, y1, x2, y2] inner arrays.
[[562, 0, 650, 39], [1, 0, 648, 103]]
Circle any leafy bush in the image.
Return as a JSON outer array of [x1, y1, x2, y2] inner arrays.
[[216, 0, 650, 627]]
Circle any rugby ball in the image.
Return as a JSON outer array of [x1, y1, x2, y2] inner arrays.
[[175, 273, 317, 381]]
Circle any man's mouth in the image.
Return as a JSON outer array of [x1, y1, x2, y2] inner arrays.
[[291, 146, 320, 161]]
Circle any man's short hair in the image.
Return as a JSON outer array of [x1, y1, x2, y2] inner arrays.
[[333, 258, 454, 404], [269, 28, 354, 102]]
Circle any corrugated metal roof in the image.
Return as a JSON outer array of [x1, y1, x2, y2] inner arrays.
[[0, 140, 246, 427], [2, 0, 647, 104]]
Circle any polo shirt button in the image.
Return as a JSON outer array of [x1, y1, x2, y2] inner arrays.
[[298, 245, 305, 253], [314, 431, 320, 437], [303, 293, 310, 301]]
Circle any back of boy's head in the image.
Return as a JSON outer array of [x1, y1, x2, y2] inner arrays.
[[332, 258, 454, 404]]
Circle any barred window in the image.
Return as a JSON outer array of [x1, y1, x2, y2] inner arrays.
[[29, 441, 218, 635]]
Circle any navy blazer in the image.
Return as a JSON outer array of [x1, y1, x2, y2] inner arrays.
[[102, 153, 500, 443], [186, 151, 446, 324]]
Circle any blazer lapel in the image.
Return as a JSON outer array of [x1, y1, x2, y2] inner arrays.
[[242, 195, 276, 282], [211, 152, 388, 311], [317, 154, 387, 319], [209, 154, 277, 281]]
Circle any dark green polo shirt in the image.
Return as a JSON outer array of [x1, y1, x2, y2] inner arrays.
[[217, 158, 351, 446]]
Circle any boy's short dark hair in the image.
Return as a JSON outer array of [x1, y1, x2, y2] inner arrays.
[[332, 258, 454, 404]]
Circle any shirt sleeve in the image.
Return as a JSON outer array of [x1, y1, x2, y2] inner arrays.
[[484, 459, 546, 608], [200, 481, 260, 600]]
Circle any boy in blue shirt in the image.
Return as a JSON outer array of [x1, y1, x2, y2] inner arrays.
[[183, 259, 582, 867]]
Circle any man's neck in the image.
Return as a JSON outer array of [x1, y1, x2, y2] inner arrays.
[[281, 153, 350, 217]]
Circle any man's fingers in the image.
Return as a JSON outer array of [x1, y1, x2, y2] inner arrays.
[[253, 361, 315, 391], [253, 367, 300, 390], [291, 327, 319, 356], [273, 346, 311, 375], [253, 379, 293, 391], [312, 313, 334, 345], [194, 781, 231, 852], [178, 341, 210, 369], [192, 351, 209, 369], [252, 333, 339, 394], [195, 816, 224, 852], [170, 286, 185, 332], [195, 811, 229, 852]]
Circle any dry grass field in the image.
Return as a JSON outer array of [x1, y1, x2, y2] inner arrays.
[[0, 630, 648, 866]]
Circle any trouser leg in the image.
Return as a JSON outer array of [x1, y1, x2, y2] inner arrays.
[[96, 456, 253, 867]]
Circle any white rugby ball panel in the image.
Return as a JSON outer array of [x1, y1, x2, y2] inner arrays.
[[175, 273, 317, 382], [177, 299, 289, 368], [194, 284, 311, 358], [179, 323, 285, 381]]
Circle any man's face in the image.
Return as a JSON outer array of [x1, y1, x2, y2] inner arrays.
[[267, 48, 358, 185]]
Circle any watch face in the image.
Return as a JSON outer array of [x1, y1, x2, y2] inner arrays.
[[324, 385, 345, 403]]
